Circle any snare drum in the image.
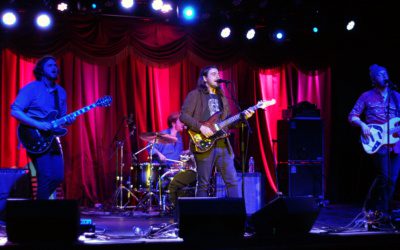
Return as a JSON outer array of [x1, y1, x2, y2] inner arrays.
[[132, 162, 163, 190]]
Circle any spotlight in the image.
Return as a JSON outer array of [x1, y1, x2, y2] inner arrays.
[[121, 0, 134, 9], [1, 10, 18, 27], [312, 26, 319, 33], [181, 5, 196, 21], [91, 3, 97, 9], [57, 2, 68, 12], [220, 27, 231, 38], [346, 20, 355, 31], [161, 3, 173, 13], [246, 28, 255, 40], [272, 30, 285, 41], [152, 0, 163, 11], [35, 13, 52, 29]]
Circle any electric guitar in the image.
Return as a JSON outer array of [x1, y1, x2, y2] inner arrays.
[[361, 117, 400, 154], [18, 95, 112, 154], [188, 99, 276, 153]]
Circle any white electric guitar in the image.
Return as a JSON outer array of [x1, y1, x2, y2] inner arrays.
[[361, 117, 400, 154]]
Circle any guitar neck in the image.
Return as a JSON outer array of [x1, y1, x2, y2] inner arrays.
[[52, 103, 98, 127], [218, 105, 259, 129]]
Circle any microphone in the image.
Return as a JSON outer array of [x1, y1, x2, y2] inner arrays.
[[385, 79, 398, 89], [216, 79, 231, 84]]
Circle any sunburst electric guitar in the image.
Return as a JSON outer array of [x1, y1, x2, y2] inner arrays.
[[188, 99, 276, 153], [18, 95, 112, 154], [361, 117, 400, 154]]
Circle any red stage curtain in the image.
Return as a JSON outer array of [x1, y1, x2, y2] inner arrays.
[[0, 17, 331, 203]]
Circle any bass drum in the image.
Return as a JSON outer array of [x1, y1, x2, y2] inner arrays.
[[167, 169, 197, 207]]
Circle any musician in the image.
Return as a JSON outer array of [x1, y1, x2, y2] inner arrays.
[[348, 64, 400, 221], [180, 65, 254, 197], [10, 55, 75, 200], [149, 112, 186, 164]]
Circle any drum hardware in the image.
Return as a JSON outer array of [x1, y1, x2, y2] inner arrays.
[[113, 140, 138, 210], [134, 132, 177, 212]]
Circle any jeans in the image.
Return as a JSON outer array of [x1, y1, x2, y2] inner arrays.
[[194, 141, 239, 198]]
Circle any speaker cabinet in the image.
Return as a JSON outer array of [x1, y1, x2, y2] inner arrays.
[[278, 163, 324, 198], [0, 169, 31, 220], [278, 119, 323, 162], [6, 199, 80, 244], [215, 172, 265, 215], [177, 197, 246, 241], [250, 196, 319, 237]]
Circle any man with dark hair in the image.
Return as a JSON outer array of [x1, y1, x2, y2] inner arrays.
[[180, 65, 254, 198], [150, 112, 185, 163], [349, 64, 400, 223], [11, 55, 75, 200]]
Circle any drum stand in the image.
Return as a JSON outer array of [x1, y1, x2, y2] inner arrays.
[[113, 140, 138, 210], [134, 142, 162, 213]]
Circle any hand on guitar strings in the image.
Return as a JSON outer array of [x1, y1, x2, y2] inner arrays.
[[200, 125, 214, 138]]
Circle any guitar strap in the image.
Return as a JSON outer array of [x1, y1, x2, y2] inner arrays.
[[392, 91, 400, 117], [53, 88, 60, 118]]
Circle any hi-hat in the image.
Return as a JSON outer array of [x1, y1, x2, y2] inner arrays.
[[139, 132, 177, 144]]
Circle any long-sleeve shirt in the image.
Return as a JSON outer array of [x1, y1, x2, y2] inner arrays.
[[348, 88, 400, 153]]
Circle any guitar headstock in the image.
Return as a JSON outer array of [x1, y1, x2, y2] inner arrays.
[[257, 99, 276, 109], [96, 95, 113, 107]]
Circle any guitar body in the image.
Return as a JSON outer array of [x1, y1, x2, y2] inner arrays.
[[17, 95, 112, 155], [361, 117, 400, 154], [188, 112, 229, 153], [18, 111, 68, 154]]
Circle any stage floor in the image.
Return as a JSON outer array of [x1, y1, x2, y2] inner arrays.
[[1, 203, 400, 249]]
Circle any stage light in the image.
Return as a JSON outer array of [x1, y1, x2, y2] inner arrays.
[[161, 3, 173, 13], [91, 3, 97, 9], [272, 30, 285, 41], [152, 0, 163, 11], [121, 0, 134, 9], [346, 20, 355, 31], [35, 13, 52, 29], [57, 2, 68, 12], [1, 10, 17, 27], [246, 28, 255, 40], [182, 5, 196, 21], [312, 26, 319, 33], [220, 27, 231, 38]]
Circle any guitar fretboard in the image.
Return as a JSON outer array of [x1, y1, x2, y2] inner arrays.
[[218, 105, 259, 129], [52, 103, 98, 127]]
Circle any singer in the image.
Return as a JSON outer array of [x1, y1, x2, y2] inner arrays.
[[348, 64, 400, 226], [180, 65, 254, 198]]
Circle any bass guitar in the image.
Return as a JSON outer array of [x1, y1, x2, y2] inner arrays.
[[188, 99, 276, 153], [18, 95, 112, 154], [361, 117, 400, 154]]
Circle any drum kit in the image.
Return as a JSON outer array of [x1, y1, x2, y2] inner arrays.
[[114, 131, 197, 213]]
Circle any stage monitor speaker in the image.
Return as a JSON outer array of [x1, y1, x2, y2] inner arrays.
[[277, 119, 323, 162], [0, 169, 31, 221], [215, 172, 265, 215], [278, 163, 324, 198], [250, 196, 319, 237], [177, 197, 246, 241], [6, 199, 80, 244]]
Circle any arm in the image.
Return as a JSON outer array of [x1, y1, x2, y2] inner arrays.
[[180, 90, 202, 132], [348, 95, 371, 137]]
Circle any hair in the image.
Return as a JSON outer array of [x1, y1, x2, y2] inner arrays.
[[33, 55, 57, 80], [197, 65, 218, 89], [369, 64, 387, 80], [167, 112, 180, 128]]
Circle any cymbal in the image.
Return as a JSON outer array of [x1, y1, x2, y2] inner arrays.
[[139, 132, 177, 144]]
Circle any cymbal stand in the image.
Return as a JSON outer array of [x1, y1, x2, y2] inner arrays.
[[113, 140, 138, 209], [135, 141, 161, 212]]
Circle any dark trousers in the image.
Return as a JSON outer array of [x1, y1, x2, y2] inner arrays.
[[29, 139, 64, 200], [371, 150, 400, 213], [194, 142, 239, 197]]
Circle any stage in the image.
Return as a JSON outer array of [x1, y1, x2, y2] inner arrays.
[[1, 202, 400, 249]]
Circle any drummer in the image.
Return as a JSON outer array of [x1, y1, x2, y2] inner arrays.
[[148, 112, 188, 165]]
